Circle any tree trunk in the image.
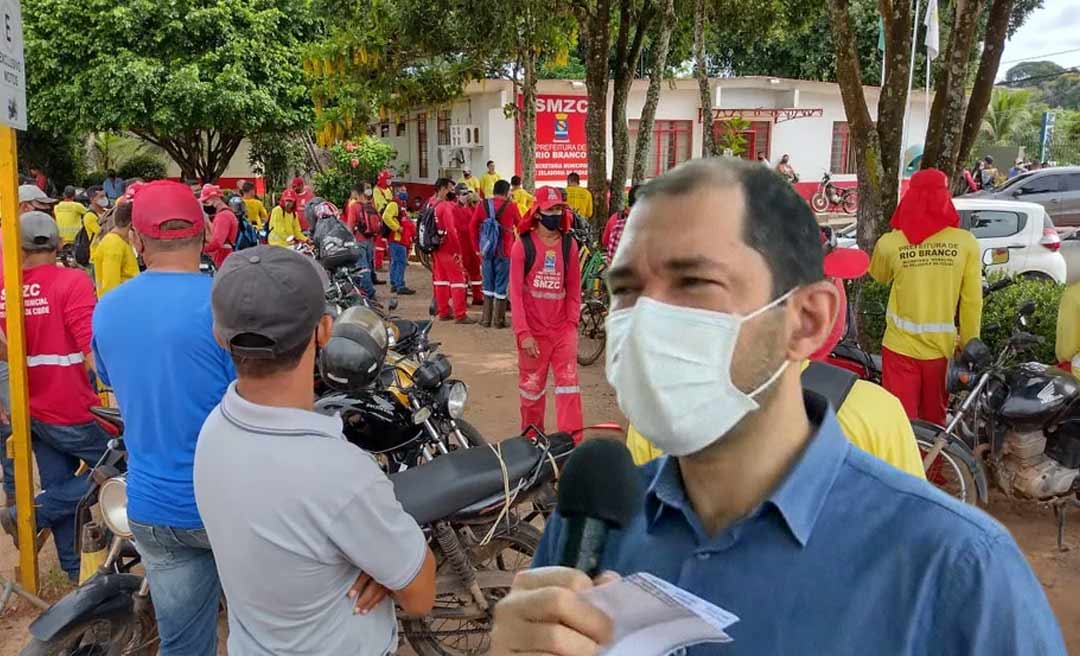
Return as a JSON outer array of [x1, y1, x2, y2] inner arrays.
[[579, 1, 612, 226], [694, 0, 715, 157], [829, 0, 889, 252], [921, 0, 984, 178], [609, 0, 654, 213], [632, 0, 676, 185], [520, 50, 539, 191], [874, 0, 915, 229], [953, 0, 1014, 182]]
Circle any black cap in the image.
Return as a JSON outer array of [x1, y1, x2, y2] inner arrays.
[[211, 246, 326, 359]]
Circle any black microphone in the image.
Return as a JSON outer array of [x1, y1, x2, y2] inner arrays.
[[555, 438, 643, 577]]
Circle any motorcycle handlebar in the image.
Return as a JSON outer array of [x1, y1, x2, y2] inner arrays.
[[1010, 332, 1044, 349], [985, 277, 1014, 295]]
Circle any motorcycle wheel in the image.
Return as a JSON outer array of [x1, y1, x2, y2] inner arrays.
[[452, 419, 489, 448], [20, 612, 156, 656], [418, 248, 433, 272], [402, 522, 542, 656], [577, 293, 608, 367], [841, 190, 858, 215], [810, 191, 829, 213], [915, 434, 978, 505]]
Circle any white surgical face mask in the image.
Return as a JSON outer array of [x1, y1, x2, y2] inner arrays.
[[606, 292, 793, 457]]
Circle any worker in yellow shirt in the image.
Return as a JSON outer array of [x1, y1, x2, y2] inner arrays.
[[267, 189, 308, 246], [510, 175, 534, 216], [373, 171, 395, 213], [92, 200, 138, 296], [870, 168, 982, 426], [462, 169, 482, 198], [54, 185, 88, 245], [240, 182, 269, 232], [82, 186, 108, 255], [564, 171, 592, 219], [479, 161, 500, 198], [1057, 281, 1080, 374]]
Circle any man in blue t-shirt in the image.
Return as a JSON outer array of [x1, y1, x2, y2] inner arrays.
[[92, 180, 235, 655]]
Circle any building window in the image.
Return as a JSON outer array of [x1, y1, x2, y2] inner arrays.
[[397, 121, 406, 137], [711, 119, 771, 161], [416, 113, 429, 179], [380, 122, 390, 138], [830, 122, 857, 175], [626, 119, 692, 179], [437, 110, 451, 146]]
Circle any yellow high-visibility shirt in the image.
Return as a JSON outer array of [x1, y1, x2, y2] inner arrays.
[[566, 185, 593, 219], [373, 186, 394, 213], [479, 172, 500, 198], [1057, 282, 1080, 370], [243, 198, 269, 231], [511, 188, 535, 216], [869, 227, 982, 360], [382, 201, 402, 239], [626, 363, 926, 480], [92, 232, 138, 297], [55, 201, 88, 244], [267, 205, 305, 246], [84, 211, 103, 262], [463, 176, 482, 197]]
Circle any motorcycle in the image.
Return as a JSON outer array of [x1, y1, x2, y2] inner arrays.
[[21, 407, 578, 656], [810, 172, 858, 215]]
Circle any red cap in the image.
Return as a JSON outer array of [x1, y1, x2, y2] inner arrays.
[[132, 180, 206, 240], [536, 186, 566, 211], [198, 184, 223, 203], [291, 176, 305, 189]]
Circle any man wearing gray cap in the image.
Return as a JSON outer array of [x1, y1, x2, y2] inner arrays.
[[18, 183, 58, 216], [0, 212, 108, 580], [195, 245, 435, 656]]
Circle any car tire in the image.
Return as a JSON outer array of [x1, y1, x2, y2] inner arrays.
[[1020, 271, 1055, 284]]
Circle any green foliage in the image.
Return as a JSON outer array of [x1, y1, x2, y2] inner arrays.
[[856, 277, 1064, 365], [981, 89, 1032, 144], [1006, 61, 1064, 84], [117, 153, 168, 181], [249, 132, 312, 196], [81, 171, 107, 188], [539, 54, 587, 81], [88, 133, 151, 173], [715, 117, 751, 156], [23, 0, 316, 181], [17, 125, 85, 190], [313, 137, 396, 207]]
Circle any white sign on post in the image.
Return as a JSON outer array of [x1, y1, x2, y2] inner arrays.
[[0, 0, 26, 130]]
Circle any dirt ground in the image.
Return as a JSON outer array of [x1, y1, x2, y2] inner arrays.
[[2, 261, 1079, 653]]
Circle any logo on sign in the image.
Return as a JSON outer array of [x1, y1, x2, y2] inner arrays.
[[554, 113, 569, 142], [544, 251, 556, 272]]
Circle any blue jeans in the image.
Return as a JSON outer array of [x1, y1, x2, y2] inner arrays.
[[2, 420, 109, 579], [390, 242, 408, 290], [354, 240, 376, 299], [130, 520, 221, 655], [482, 254, 510, 299]]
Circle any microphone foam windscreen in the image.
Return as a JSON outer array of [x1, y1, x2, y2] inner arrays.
[[556, 438, 643, 528]]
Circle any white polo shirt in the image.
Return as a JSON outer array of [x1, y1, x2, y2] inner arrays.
[[194, 382, 426, 655]]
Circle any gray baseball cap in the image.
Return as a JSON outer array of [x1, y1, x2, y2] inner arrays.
[[211, 245, 327, 359], [20, 211, 60, 251], [18, 184, 57, 204]]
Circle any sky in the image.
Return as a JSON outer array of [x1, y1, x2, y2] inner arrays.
[[998, 1, 1080, 80]]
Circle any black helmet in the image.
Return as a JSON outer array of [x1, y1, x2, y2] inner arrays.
[[318, 306, 388, 391]]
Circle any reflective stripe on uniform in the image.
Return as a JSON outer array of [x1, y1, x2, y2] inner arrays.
[[433, 281, 450, 287], [519, 388, 544, 401], [27, 353, 85, 368], [887, 311, 956, 335], [554, 385, 580, 395], [450, 283, 467, 289]]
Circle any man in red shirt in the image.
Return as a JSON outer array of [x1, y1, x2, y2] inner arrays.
[[454, 183, 484, 306], [470, 179, 522, 328], [0, 212, 108, 580], [342, 186, 377, 299], [602, 184, 639, 263], [431, 179, 475, 323], [509, 186, 582, 434], [200, 184, 239, 268], [290, 177, 315, 229]]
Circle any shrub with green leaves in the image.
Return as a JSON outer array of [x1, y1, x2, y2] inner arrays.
[[117, 154, 167, 181], [854, 277, 1064, 364], [313, 137, 396, 207]]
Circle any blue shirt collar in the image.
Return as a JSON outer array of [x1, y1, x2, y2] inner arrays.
[[644, 391, 849, 548]]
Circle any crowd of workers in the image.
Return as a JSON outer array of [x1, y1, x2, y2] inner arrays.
[[0, 153, 1073, 654]]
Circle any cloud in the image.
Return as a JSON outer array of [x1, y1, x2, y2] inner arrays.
[[1000, 3, 1080, 78]]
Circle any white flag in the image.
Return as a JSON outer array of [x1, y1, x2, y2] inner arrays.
[[924, 0, 940, 60]]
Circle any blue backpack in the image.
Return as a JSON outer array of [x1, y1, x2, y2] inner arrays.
[[228, 196, 259, 251], [479, 199, 510, 258]]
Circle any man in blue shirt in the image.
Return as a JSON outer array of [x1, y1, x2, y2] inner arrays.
[[102, 169, 124, 203], [491, 159, 1064, 655], [92, 180, 235, 655]]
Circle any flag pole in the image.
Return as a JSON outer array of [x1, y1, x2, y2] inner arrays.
[[900, 0, 922, 186]]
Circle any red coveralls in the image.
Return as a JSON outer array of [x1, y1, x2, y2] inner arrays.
[[374, 237, 387, 270], [454, 203, 484, 304], [432, 200, 469, 319], [204, 209, 238, 268], [509, 221, 583, 435]]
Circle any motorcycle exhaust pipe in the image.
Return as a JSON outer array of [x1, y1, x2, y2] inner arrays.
[[79, 521, 108, 584]]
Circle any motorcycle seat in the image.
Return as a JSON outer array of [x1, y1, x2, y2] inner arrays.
[[90, 406, 124, 434], [390, 436, 548, 526]]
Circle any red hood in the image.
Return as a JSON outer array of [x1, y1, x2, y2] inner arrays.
[[279, 189, 298, 209], [377, 170, 392, 189], [889, 168, 959, 245]]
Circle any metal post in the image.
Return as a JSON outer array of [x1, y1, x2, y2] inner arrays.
[[900, 0, 923, 184], [0, 125, 37, 592]]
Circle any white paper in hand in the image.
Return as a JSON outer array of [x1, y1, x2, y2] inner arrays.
[[580, 572, 739, 655]]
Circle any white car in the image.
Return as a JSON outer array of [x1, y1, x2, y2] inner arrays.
[[835, 198, 1067, 283]]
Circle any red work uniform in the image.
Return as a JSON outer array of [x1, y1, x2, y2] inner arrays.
[[432, 200, 469, 320], [509, 223, 583, 435], [602, 209, 629, 263], [454, 203, 484, 304], [204, 209, 238, 268]]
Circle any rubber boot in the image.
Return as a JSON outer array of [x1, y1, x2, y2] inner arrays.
[[493, 299, 508, 329], [479, 297, 493, 328]]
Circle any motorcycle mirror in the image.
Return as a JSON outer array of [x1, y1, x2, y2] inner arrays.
[[983, 248, 1009, 266]]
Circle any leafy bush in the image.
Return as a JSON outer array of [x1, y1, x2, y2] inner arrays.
[[249, 132, 311, 196], [312, 169, 353, 208], [854, 277, 1064, 364], [81, 170, 107, 188], [117, 154, 167, 181], [312, 137, 396, 207]]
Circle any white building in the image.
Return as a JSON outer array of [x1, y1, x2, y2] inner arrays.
[[376, 76, 929, 199]]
